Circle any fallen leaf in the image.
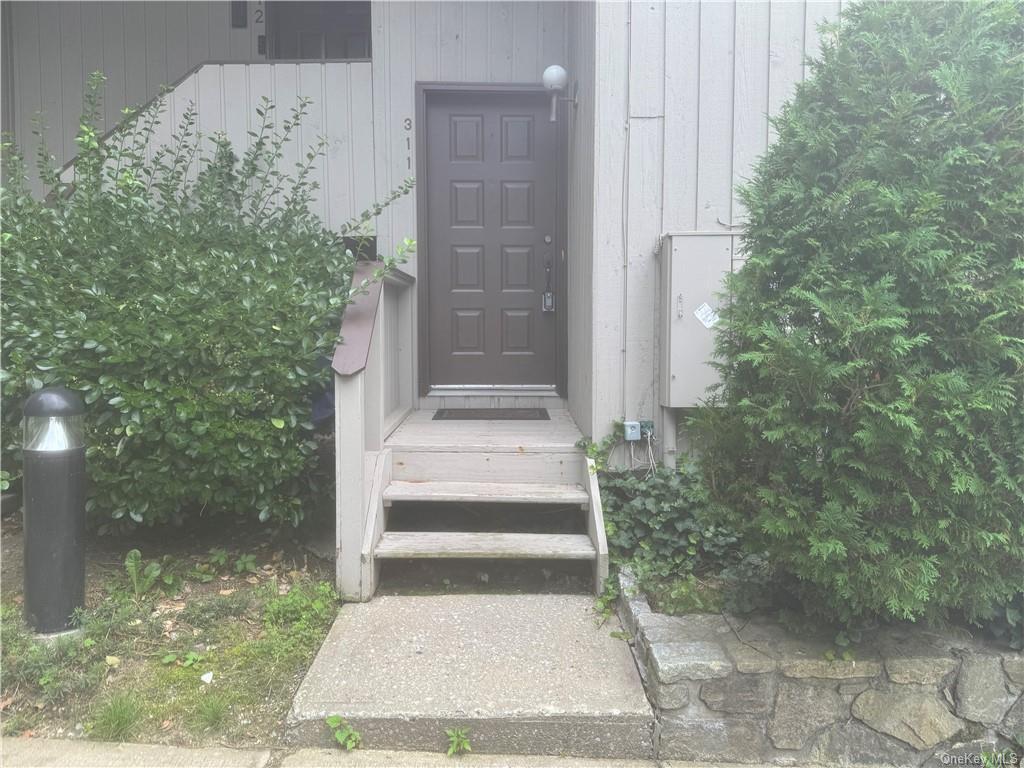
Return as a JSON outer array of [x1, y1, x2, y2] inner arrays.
[[20, 729, 36, 738], [0, 694, 16, 711], [160, 719, 173, 731], [272, 550, 284, 562], [218, 588, 236, 596], [200, 671, 214, 684], [245, 576, 259, 585], [105, 655, 120, 668]]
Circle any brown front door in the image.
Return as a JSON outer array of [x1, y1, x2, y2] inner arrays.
[[424, 90, 561, 389]]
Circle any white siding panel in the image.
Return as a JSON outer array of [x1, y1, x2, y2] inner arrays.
[[695, 1, 735, 231], [661, 0, 701, 233], [59, 2, 83, 161], [512, 1, 539, 82], [81, 5, 106, 100], [732, 0, 771, 225], [462, 3, 489, 83], [805, 1, 841, 78], [187, 1, 211, 71], [325, 63, 354, 231], [566, 0, 595, 436], [144, 2, 168, 99], [12, 2, 41, 173], [298, 62, 327, 222], [438, 2, 464, 81], [221, 64, 250, 156], [414, 2, 440, 81], [487, 3, 514, 82], [123, 2, 148, 109], [37, 2, 63, 162], [196, 63, 224, 137], [768, 0, 806, 141], [100, 2, 127, 129], [165, 3, 190, 85], [347, 62, 376, 227]]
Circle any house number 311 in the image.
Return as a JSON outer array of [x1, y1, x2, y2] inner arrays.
[[404, 118, 413, 170]]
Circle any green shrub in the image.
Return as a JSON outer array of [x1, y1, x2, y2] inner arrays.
[[691, 1, 1023, 626], [1, 74, 413, 526]]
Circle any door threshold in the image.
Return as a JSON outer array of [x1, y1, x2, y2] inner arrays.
[[427, 387, 560, 398]]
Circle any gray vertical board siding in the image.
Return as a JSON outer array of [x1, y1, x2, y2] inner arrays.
[[6, 1, 267, 196], [566, 0, 596, 437], [370, 1, 569, 278], [590, 0, 629, 433], [51, 61, 374, 233], [589, 0, 841, 438]]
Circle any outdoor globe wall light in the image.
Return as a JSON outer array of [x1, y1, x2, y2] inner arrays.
[[22, 385, 87, 637], [542, 64, 575, 122]]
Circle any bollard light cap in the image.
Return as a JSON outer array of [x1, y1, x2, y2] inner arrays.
[[24, 386, 86, 418]]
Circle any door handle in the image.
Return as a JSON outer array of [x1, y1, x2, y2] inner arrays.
[[542, 257, 555, 312]]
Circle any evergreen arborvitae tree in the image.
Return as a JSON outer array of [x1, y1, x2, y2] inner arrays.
[[692, 1, 1023, 626]]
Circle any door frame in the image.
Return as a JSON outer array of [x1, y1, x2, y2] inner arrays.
[[414, 82, 569, 398]]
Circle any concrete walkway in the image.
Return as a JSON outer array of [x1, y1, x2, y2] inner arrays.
[[1, 739, 271, 767], [3, 739, 842, 767], [289, 594, 652, 758]]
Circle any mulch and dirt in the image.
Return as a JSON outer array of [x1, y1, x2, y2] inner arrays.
[[0, 508, 336, 747]]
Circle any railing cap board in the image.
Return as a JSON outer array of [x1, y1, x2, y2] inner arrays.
[[332, 262, 413, 377]]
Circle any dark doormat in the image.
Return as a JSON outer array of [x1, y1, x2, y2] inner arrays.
[[433, 408, 550, 421]]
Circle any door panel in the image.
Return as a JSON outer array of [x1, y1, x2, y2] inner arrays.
[[425, 91, 560, 387]]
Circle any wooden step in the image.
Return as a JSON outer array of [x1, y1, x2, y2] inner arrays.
[[391, 450, 585, 485], [374, 532, 596, 560], [383, 480, 589, 506]]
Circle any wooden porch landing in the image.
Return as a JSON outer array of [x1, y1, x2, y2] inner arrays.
[[384, 408, 584, 454]]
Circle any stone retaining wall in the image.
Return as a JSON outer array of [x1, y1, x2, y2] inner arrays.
[[617, 570, 1024, 766]]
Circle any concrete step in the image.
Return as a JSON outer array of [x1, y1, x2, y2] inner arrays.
[[374, 531, 596, 560], [289, 594, 653, 759], [383, 480, 590, 506]]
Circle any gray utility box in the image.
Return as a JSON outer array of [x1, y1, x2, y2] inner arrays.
[[659, 232, 746, 408]]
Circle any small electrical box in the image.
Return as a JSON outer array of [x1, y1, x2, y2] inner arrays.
[[623, 421, 641, 442]]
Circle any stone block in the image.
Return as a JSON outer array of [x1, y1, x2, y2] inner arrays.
[[769, 679, 846, 750], [813, 720, 923, 767], [838, 680, 872, 696], [852, 689, 964, 750], [722, 637, 778, 673], [1003, 653, 1024, 686], [648, 640, 733, 684], [649, 676, 691, 710], [658, 712, 767, 762], [886, 654, 959, 685], [780, 656, 883, 679], [956, 654, 1019, 725], [699, 674, 772, 714], [998, 695, 1024, 743]]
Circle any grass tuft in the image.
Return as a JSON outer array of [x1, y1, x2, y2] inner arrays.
[[192, 693, 231, 732], [91, 693, 143, 741]]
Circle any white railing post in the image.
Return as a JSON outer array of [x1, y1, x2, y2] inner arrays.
[[332, 263, 415, 601], [335, 369, 367, 600]]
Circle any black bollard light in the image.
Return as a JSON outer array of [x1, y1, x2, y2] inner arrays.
[[22, 386, 87, 636]]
